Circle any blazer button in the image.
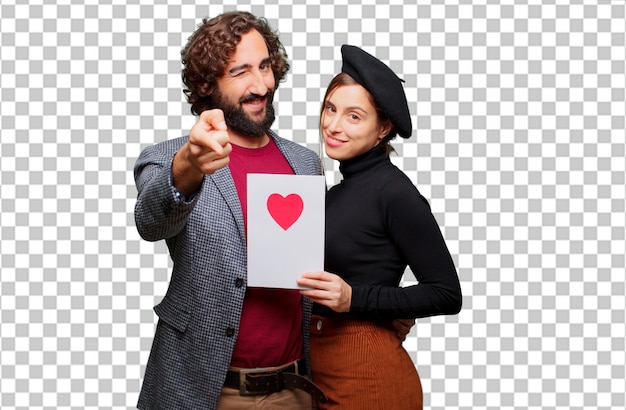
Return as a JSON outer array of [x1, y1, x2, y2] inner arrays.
[[226, 327, 235, 337], [235, 278, 244, 288]]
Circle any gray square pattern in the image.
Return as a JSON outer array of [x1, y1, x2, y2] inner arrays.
[[1, 1, 625, 409]]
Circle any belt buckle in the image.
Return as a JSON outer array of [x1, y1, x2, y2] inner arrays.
[[238, 366, 276, 396]]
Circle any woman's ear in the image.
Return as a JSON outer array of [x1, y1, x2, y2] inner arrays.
[[378, 119, 393, 140]]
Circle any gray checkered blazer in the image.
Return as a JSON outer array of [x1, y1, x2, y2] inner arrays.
[[133, 131, 323, 409]]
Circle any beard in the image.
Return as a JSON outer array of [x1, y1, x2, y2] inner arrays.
[[212, 89, 276, 138]]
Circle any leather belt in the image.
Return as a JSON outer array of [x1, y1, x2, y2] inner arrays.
[[224, 359, 327, 403]]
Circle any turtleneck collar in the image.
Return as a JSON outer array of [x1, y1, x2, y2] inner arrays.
[[338, 143, 390, 180]]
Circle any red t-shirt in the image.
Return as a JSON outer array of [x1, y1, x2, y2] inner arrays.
[[228, 139, 304, 368]]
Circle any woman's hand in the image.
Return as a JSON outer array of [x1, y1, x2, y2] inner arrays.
[[391, 319, 415, 341], [297, 271, 352, 313]]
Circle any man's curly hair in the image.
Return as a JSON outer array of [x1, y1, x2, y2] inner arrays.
[[181, 11, 290, 116]]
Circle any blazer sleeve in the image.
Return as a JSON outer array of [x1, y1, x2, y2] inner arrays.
[[133, 138, 203, 242]]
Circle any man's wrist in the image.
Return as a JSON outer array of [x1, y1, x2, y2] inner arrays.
[[172, 144, 204, 198]]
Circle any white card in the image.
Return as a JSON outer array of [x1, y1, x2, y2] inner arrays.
[[247, 174, 325, 289]]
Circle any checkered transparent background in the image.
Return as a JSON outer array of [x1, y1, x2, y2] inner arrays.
[[1, 1, 625, 409]]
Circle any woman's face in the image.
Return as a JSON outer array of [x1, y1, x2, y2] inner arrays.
[[321, 84, 391, 161]]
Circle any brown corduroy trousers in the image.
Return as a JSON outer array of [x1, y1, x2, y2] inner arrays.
[[310, 315, 423, 410]]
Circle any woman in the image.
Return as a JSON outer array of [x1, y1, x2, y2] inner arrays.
[[297, 45, 463, 409]]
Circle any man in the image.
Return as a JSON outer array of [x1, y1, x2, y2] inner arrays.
[[133, 11, 325, 409]]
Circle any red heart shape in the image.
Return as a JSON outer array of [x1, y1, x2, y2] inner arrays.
[[267, 193, 304, 230]]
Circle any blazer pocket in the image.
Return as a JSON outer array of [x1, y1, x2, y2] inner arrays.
[[154, 298, 191, 333]]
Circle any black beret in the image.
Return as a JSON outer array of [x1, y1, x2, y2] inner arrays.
[[341, 44, 412, 138]]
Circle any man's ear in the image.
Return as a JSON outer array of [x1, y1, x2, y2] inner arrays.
[[198, 83, 213, 97]]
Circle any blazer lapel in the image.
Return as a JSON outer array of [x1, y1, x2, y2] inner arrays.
[[272, 133, 304, 175], [209, 167, 246, 244]]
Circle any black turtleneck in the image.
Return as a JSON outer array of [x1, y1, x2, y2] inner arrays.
[[316, 143, 462, 320]]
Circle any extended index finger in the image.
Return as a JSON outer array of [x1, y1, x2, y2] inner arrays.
[[192, 109, 229, 154]]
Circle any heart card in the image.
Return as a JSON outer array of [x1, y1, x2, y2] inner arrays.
[[247, 174, 325, 289]]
